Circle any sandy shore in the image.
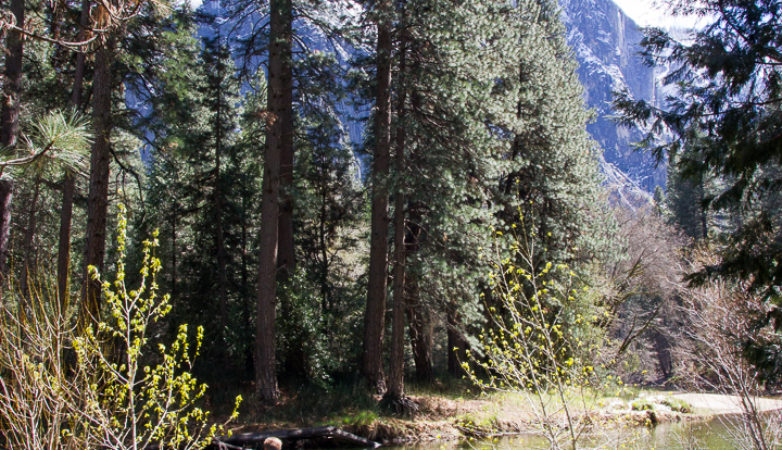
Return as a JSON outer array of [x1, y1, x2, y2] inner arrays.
[[671, 392, 782, 414]]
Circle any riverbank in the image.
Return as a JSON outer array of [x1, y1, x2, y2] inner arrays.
[[228, 384, 782, 446]]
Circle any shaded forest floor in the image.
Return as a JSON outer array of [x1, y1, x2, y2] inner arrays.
[[217, 379, 782, 445]]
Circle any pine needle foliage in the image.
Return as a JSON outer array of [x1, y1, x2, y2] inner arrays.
[[0, 109, 91, 176]]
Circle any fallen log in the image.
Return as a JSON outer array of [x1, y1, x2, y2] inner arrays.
[[212, 426, 381, 449]]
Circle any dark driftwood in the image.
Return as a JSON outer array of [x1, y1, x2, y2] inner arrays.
[[146, 440, 247, 450], [212, 426, 381, 449]]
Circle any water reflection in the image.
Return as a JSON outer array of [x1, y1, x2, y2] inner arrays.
[[387, 419, 739, 449]]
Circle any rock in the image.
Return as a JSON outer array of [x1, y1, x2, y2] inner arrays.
[[263, 437, 283, 450], [559, 0, 670, 194]]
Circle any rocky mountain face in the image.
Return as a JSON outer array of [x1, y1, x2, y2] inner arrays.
[[201, 0, 666, 203], [560, 0, 667, 204]]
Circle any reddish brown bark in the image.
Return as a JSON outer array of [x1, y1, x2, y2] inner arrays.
[[272, 0, 298, 376], [56, 0, 90, 307], [70, 0, 90, 109], [255, 0, 292, 405], [80, 40, 115, 329], [386, 135, 406, 400], [0, 178, 13, 282], [276, 12, 295, 280], [57, 172, 75, 308], [1, 0, 24, 149], [363, 0, 393, 394], [0, 0, 24, 285], [386, 29, 408, 401]]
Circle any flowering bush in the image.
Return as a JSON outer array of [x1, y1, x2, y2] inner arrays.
[[462, 216, 608, 449], [0, 205, 240, 449]]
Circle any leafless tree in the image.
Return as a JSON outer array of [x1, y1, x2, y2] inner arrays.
[[673, 248, 782, 450], [600, 206, 687, 382]]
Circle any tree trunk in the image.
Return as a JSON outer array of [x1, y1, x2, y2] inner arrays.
[[363, 0, 393, 394], [386, 29, 407, 401], [276, 0, 295, 281], [0, 178, 13, 283], [255, 0, 291, 405], [405, 274, 434, 383], [318, 185, 330, 312], [401, 206, 433, 383], [170, 210, 178, 300], [447, 306, 468, 375], [269, 2, 299, 377], [215, 68, 229, 342], [699, 174, 708, 240], [652, 329, 673, 381], [57, 172, 75, 309], [57, 0, 90, 307], [70, 0, 90, 109], [80, 40, 115, 329], [386, 176, 406, 400], [20, 176, 42, 298], [1, 0, 24, 149], [241, 205, 254, 379], [0, 0, 24, 286]]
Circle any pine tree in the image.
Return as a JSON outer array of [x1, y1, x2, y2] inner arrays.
[[615, 0, 782, 381], [252, 0, 294, 404], [141, 7, 268, 382], [384, 1, 408, 403], [0, 0, 98, 301], [0, 0, 25, 282], [174, 34, 245, 370], [395, 0, 612, 383], [79, 0, 173, 327], [0, 0, 24, 150], [616, 0, 782, 297], [142, 5, 205, 303], [81, 35, 115, 327], [666, 152, 709, 240], [224, 0, 366, 398], [362, 0, 393, 394]]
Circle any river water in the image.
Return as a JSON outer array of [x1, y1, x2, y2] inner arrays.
[[386, 418, 746, 449]]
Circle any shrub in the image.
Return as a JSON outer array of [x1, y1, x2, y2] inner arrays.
[[462, 215, 608, 449], [0, 276, 78, 449], [0, 205, 240, 449]]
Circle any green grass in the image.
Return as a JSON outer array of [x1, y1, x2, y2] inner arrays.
[[405, 374, 476, 399], [454, 411, 501, 436], [614, 385, 643, 401], [220, 372, 483, 429], [228, 378, 381, 427], [662, 397, 693, 413], [631, 399, 655, 411], [332, 409, 380, 427]]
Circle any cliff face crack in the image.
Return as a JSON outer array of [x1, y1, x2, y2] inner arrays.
[[560, 0, 672, 197]]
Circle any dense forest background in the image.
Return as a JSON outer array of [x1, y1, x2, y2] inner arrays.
[[0, 0, 780, 423]]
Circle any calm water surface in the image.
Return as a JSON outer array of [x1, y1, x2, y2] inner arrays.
[[386, 419, 741, 449]]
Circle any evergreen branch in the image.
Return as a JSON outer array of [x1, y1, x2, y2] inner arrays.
[[0, 140, 57, 176], [0, 20, 99, 50]]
